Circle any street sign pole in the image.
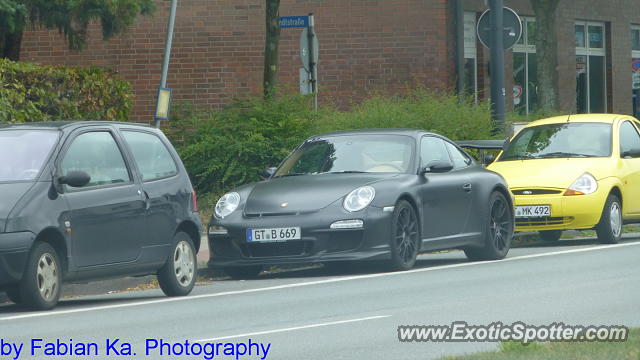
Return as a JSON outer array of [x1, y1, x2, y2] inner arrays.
[[489, 0, 506, 132], [155, 0, 178, 128], [307, 13, 318, 111]]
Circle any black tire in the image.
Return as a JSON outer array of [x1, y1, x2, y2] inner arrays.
[[5, 286, 22, 304], [595, 194, 623, 244], [539, 230, 562, 242], [18, 242, 62, 310], [387, 200, 420, 271], [465, 191, 513, 261], [158, 232, 197, 297], [223, 266, 263, 280]]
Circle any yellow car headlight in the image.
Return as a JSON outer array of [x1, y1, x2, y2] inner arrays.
[[564, 173, 598, 196]]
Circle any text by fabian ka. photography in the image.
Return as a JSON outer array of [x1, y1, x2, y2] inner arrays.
[[0, 338, 272, 360]]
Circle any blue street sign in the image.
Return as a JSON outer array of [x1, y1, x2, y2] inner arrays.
[[279, 16, 309, 28]]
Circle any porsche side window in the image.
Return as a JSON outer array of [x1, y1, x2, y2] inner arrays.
[[60, 132, 131, 187], [444, 141, 472, 169], [122, 131, 178, 181], [620, 121, 640, 158], [420, 137, 451, 167]]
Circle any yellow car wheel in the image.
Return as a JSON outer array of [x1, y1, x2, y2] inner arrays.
[[595, 194, 623, 244]]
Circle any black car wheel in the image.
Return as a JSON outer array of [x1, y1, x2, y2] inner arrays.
[[465, 191, 513, 261], [539, 230, 562, 242], [19, 242, 62, 310], [387, 200, 420, 271], [158, 232, 197, 297], [596, 194, 623, 244], [224, 266, 263, 280]]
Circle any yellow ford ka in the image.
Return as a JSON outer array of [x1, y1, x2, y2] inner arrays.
[[488, 114, 640, 243]]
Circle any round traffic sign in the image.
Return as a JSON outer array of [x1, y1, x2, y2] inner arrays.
[[477, 7, 522, 50], [300, 28, 319, 72]]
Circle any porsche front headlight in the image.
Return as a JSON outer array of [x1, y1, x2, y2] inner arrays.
[[214, 192, 240, 218], [565, 173, 598, 196], [343, 186, 376, 212]]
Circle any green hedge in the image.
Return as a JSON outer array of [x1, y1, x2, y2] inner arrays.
[[0, 59, 132, 122], [167, 89, 495, 201]]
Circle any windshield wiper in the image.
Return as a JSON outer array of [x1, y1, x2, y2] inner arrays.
[[324, 170, 368, 174], [500, 154, 538, 161], [274, 173, 307, 178], [538, 152, 592, 158]]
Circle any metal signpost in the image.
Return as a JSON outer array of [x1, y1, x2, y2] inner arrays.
[[281, 14, 319, 110], [477, 2, 522, 132], [155, 0, 178, 128], [300, 14, 319, 110]]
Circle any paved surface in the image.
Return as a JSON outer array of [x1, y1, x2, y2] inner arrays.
[[1, 237, 639, 359]]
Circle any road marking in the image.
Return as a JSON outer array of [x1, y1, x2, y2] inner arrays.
[[196, 315, 391, 342], [2, 240, 639, 321]]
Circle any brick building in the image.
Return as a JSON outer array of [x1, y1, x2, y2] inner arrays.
[[18, 0, 640, 122]]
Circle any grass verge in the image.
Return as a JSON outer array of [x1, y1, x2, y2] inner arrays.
[[440, 328, 639, 360]]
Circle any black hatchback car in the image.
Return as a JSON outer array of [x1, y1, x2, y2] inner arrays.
[[0, 122, 201, 310]]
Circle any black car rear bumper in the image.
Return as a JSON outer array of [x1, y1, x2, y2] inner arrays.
[[0, 231, 35, 286], [208, 204, 395, 267]]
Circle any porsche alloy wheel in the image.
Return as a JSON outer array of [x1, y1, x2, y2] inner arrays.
[[388, 200, 420, 271], [465, 191, 513, 261]]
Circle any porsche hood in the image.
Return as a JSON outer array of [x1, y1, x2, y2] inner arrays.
[[243, 173, 398, 215]]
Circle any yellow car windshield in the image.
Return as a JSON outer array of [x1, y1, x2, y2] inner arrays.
[[499, 122, 612, 161]]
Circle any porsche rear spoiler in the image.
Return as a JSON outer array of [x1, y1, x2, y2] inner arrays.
[[456, 140, 508, 165], [456, 139, 506, 150]]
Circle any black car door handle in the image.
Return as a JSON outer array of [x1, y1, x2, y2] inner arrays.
[[462, 183, 472, 192]]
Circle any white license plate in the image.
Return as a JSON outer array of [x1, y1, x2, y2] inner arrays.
[[515, 205, 551, 218], [247, 227, 301, 242]]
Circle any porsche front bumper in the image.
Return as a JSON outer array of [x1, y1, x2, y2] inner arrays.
[[208, 203, 395, 267]]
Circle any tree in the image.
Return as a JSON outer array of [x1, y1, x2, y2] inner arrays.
[[530, 0, 560, 111], [0, 0, 155, 60], [263, 0, 280, 99]]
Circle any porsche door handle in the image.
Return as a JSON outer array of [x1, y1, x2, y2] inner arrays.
[[462, 183, 473, 192]]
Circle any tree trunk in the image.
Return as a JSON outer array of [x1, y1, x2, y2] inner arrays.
[[530, 0, 560, 112], [263, 0, 281, 99], [0, 31, 23, 60]]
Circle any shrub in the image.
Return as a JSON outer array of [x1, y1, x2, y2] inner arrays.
[[318, 89, 494, 141], [166, 95, 320, 197], [167, 90, 496, 200], [0, 59, 132, 122]]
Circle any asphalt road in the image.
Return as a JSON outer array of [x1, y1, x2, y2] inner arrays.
[[1, 237, 639, 360]]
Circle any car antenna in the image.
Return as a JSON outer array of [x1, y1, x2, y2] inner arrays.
[[567, 113, 572, 123]]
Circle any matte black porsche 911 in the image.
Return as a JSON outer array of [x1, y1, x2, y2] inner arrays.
[[208, 129, 514, 279]]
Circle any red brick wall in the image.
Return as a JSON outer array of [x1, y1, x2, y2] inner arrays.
[[20, 0, 454, 123]]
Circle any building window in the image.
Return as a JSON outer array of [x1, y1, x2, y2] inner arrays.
[[632, 25, 640, 118], [513, 17, 537, 115], [463, 12, 478, 101], [575, 21, 607, 113]]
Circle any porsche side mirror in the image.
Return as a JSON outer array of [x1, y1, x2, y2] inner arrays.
[[260, 167, 277, 179], [422, 161, 454, 174], [59, 171, 91, 188]]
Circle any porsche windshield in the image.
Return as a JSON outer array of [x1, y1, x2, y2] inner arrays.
[[499, 122, 612, 161], [0, 130, 59, 181], [274, 134, 415, 177]]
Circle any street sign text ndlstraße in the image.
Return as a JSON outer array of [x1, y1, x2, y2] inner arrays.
[[280, 16, 309, 28]]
